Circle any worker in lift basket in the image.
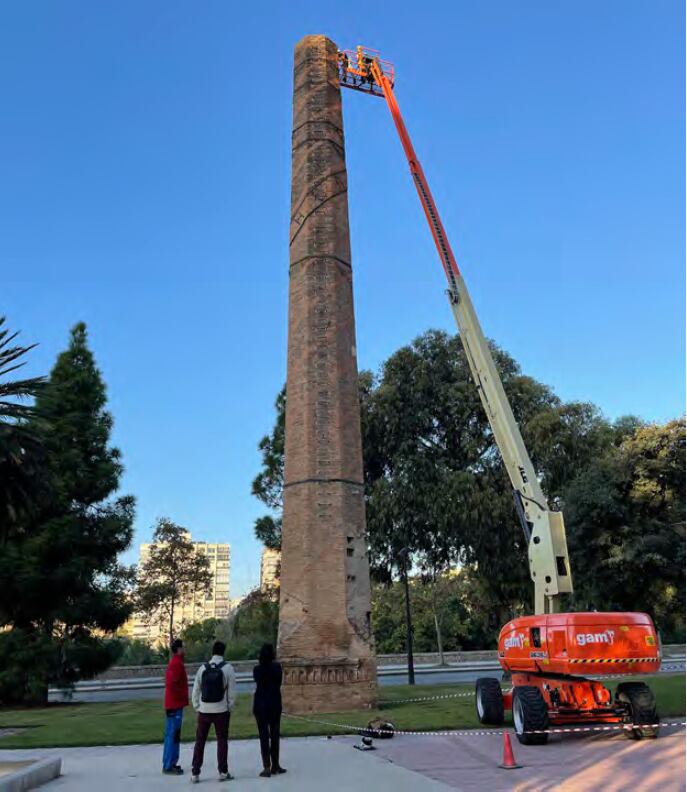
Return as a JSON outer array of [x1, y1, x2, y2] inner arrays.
[[339, 51, 349, 82], [363, 56, 374, 89]]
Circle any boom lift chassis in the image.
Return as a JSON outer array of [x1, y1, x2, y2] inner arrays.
[[339, 45, 661, 744]]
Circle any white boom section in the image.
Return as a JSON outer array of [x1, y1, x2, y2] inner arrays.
[[447, 280, 573, 615]]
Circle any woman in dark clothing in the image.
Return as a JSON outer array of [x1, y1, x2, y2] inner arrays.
[[253, 643, 286, 778]]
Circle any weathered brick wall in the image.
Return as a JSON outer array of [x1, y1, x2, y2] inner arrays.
[[278, 33, 376, 713]]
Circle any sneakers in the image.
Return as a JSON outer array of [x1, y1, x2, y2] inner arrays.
[[271, 766, 287, 775], [259, 769, 271, 778], [162, 767, 183, 776], [190, 771, 233, 783]]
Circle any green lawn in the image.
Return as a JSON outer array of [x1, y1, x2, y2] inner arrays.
[[0, 675, 683, 749]]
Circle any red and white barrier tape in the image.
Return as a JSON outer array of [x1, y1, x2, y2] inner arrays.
[[283, 712, 506, 737], [283, 712, 686, 738], [524, 721, 683, 735], [383, 690, 478, 705]]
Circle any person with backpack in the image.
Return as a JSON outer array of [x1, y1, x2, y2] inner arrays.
[[253, 643, 286, 778], [190, 641, 236, 783], [162, 638, 188, 776]]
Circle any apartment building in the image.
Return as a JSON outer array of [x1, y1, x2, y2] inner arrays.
[[260, 547, 281, 592], [129, 535, 231, 644]]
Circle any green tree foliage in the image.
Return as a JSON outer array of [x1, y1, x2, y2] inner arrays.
[[112, 638, 167, 667], [251, 388, 285, 550], [0, 323, 135, 704], [372, 570, 493, 654], [135, 519, 213, 646], [217, 588, 279, 661], [0, 317, 46, 537], [177, 618, 222, 662], [253, 329, 685, 646], [363, 330, 557, 629], [564, 418, 686, 640], [181, 617, 222, 646]]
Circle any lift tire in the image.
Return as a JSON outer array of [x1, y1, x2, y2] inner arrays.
[[512, 686, 549, 745], [475, 678, 504, 726], [616, 682, 660, 740]]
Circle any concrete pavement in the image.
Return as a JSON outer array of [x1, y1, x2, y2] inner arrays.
[[364, 725, 686, 791], [0, 737, 452, 791], [0, 727, 684, 791]]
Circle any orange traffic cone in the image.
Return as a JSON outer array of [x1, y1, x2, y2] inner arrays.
[[499, 730, 522, 769]]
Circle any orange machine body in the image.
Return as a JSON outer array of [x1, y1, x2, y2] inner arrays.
[[498, 612, 660, 677], [499, 612, 660, 724]]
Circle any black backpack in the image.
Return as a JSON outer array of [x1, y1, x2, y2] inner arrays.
[[201, 661, 226, 703]]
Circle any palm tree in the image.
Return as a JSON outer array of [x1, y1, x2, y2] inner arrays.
[[0, 316, 46, 537]]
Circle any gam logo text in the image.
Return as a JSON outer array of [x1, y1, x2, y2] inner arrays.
[[575, 630, 615, 647], [504, 634, 525, 650]]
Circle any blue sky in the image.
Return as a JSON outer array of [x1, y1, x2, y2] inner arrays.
[[1, 2, 683, 597]]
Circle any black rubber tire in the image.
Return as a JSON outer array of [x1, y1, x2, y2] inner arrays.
[[616, 682, 660, 739], [475, 678, 504, 726], [512, 685, 549, 745]]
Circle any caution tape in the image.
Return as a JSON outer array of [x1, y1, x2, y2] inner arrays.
[[283, 711, 687, 738], [571, 657, 660, 664], [382, 690, 479, 705], [590, 667, 684, 681], [523, 721, 685, 736], [283, 711, 506, 737]]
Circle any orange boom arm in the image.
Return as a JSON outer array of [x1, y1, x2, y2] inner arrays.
[[369, 60, 461, 294]]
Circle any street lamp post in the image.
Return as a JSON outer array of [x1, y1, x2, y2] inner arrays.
[[399, 546, 415, 686]]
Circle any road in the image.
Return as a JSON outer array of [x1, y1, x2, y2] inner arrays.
[[50, 667, 501, 703], [49, 661, 685, 704]]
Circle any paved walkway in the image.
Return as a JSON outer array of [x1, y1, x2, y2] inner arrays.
[[364, 725, 686, 791], [0, 728, 684, 791], [0, 737, 451, 791]]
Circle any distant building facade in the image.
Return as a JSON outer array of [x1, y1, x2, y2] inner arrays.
[[130, 536, 231, 644], [260, 547, 281, 592]]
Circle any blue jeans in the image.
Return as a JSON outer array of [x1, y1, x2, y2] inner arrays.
[[163, 708, 184, 770]]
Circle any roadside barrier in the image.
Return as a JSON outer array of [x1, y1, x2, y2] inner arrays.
[[49, 660, 683, 697]]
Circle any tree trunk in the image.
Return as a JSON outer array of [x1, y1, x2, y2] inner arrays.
[[433, 610, 445, 666], [402, 565, 415, 685], [168, 594, 175, 648]]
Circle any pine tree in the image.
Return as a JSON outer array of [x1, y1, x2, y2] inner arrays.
[[0, 323, 134, 704]]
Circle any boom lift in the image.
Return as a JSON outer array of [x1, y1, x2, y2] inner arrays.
[[339, 46, 662, 744]]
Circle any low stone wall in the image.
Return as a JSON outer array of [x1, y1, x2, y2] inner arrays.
[[98, 650, 496, 680], [96, 644, 684, 681], [97, 660, 253, 681], [97, 651, 506, 679]]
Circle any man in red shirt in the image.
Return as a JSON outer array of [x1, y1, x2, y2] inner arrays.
[[162, 639, 189, 775]]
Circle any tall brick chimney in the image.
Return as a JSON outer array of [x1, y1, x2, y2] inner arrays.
[[277, 34, 377, 713]]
